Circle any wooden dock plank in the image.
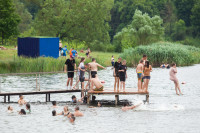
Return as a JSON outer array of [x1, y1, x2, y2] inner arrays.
[[88, 88, 149, 95]]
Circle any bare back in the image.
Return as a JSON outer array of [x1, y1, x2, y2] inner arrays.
[[89, 62, 101, 71], [136, 63, 143, 73]]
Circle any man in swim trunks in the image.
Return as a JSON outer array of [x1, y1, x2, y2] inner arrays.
[[91, 77, 104, 91], [89, 58, 105, 79], [114, 57, 122, 91], [136, 60, 144, 92]]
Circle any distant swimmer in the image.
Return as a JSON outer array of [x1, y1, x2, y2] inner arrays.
[[122, 102, 142, 111], [7, 106, 14, 113], [136, 60, 144, 92], [74, 106, 84, 117], [118, 60, 127, 92], [68, 113, 76, 123], [169, 63, 183, 95], [57, 106, 70, 116], [160, 63, 165, 68], [52, 110, 57, 116], [25, 103, 31, 114], [89, 58, 105, 79], [19, 109, 26, 115], [18, 94, 26, 105], [71, 95, 83, 103], [52, 101, 58, 108]]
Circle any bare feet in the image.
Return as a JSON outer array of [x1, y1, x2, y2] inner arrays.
[[176, 93, 179, 95]]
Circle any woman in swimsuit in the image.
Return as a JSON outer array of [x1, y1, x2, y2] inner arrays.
[[57, 106, 70, 116], [169, 63, 183, 95], [143, 61, 152, 93]]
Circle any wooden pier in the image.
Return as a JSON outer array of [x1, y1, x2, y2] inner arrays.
[[0, 89, 81, 103], [87, 88, 149, 105], [0, 72, 150, 105]]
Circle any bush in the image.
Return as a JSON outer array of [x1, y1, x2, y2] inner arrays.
[[120, 42, 200, 67]]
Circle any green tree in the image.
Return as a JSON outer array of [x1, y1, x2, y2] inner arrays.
[[114, 9, 164, 49], [14, 0, 32, 34], [191, 1, 200, 34], [34, 0, 113, 46], [171, 19, 186, 41], [174, 0, 195, 26], [0, 0, 20, 45]]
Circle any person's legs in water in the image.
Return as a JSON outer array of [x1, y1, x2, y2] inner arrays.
[[174, 81, 179, 95], [176, 81, 183, 95]]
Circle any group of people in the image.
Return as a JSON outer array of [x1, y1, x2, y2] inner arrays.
[[59, 41, 78, 58], [7, 95, 31, 115]]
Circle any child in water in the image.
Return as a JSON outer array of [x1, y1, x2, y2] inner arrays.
[[118, 60, 127, 91], [18, 95, 26, 105]]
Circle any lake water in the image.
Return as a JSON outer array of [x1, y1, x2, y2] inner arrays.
[[0, 64, 200, 133]]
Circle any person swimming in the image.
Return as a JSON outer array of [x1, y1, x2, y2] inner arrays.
[[74, 106, 84, 117], [57, 106, 70, 116], [26, 103, 31, 113], [52, 101, 58, 108], [19, 109, 26, 115], [18, 94, 26, 105], [122, 102, 142, 111], [52, 110, 57, 116], [7, 106, 14, 113]]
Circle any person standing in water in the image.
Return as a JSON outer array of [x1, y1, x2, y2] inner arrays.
[[118, 60, 127, 92], [111, 55, 115, 68], [114, 57, 122, 91], [136, 60, 144, 92], [169, 63, 183, 95], [143, 60, 152, 93], [18, 95, 26, 105], [64, 56, 76, 89]]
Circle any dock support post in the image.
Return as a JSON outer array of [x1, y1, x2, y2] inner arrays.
[[146, 94, 149, 103], [115, 95, 119, 105], [4, 96, 6, 103], [87, 94, 91, 104], [46, 94, 51, 102], [8, 95, 10, 103], [38, 74, 40, 91]]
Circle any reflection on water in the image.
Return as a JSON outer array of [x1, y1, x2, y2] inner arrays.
[[0, 64, 200, 133]]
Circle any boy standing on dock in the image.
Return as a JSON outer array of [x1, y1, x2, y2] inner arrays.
[[118, 60, 127, 91], [114, 57, 122, 91], [136, 60, 144, 92], [65, 56, 76, 89]]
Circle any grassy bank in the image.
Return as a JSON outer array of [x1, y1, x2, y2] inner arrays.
[[120, 42, 200, 67], [0, 47, 119, 73]]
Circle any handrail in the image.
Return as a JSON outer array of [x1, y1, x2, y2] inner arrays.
[[0, 70, 90, 76]]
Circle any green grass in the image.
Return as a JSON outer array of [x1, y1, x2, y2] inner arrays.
[[0, 46, 120, 73], [121, 42, 200, 67]]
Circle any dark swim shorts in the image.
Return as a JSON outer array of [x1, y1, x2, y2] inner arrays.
[[79, 77, 85, 82], [68, 72, 74, 78], [94, 86, 104, 91], [119, 76, 126, 81], [91, 71, 97, 78], [143, 76, 151, 79]]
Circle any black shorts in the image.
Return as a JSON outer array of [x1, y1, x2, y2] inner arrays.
[[91, 71, 97, 78], [115, 71, 119, 77], [143, 76, 151, 79], [68, 72, 74, 78], [79, 77, 85, 82], [119, 76, 125, 81]]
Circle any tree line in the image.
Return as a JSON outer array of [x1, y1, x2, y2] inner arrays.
[[0, 0, 200, 52]]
